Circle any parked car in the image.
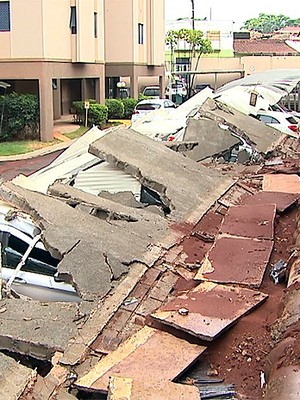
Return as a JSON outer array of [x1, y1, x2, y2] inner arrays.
[[131, 98, 177, 124], [268, 103, 300, 120], [142, 86, 161, 98], [165, 82, 187, 99], [0, 201, 80, 302], [255, 110, 299, 137]]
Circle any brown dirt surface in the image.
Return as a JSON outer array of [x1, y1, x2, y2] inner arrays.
[[202, 204, 298, 399]]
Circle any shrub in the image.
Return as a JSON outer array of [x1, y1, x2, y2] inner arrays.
[[105, 98, 124, 119], [121, 98, 138, 118], [0, 92, 39, 141], [72, 99, 97, 124], [89, 104, 108, 126]]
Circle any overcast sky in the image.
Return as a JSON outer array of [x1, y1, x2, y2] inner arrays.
[[165, 0, 299, 29]]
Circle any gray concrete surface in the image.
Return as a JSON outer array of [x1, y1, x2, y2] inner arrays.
[[0, 352, 33, 398], [0, 181, 171, 302], [89, 127, 235, 223], [198, 98, 284, 154], [181, 118, 240, 161]]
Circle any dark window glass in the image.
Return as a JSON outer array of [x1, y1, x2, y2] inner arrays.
[[136, 104, 161, 111], [70, 6, 77, 34], [138, 23, 143, 44], [286, 116, 298, 124], [94, 12, 97, 38], [7, 234, 60, 268], [0, 2, 10, 32]]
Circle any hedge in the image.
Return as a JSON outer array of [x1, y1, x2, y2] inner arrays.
[[105, 98, 124, 119], [0, 92, 39, 141], [72, 100, 107, 126], [121, 98, 138, 118]]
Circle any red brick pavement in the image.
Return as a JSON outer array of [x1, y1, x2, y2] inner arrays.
[[0, 150, 63, 181]]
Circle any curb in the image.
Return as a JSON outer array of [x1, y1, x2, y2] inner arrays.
[[0, 139, 77, 162]]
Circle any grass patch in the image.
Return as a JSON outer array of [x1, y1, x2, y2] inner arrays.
[[64, 125, 89, 140], [0, 139, 59, 156], [0, 125, 89, 156]]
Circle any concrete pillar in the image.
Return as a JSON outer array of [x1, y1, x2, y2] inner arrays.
[[99, 77, 105, 104], [81, 78, 88, 101], [39, 76, 54, 142], [53, 79, 61, 120], [94, 78, 100, 103], [131, 74, 139, 99], [159, 75, 166, 98]]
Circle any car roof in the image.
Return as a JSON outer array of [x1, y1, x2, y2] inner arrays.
[[137, 99, 171, 105], [257, 110, 296, 118]]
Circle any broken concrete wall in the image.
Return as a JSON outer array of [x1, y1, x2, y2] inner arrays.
[[180, 118, 240, 162], [198, 98, 284, 154], [89, 127, 235, 223]]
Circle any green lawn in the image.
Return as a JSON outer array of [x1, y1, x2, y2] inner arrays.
[[0, 126, 89, 156]]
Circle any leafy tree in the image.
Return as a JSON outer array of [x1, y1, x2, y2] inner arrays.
[[165, 28, 213, 97], [242, 13, 299, 33]]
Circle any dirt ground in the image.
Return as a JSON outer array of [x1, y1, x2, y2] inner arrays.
[[200, 205, 298, 399]]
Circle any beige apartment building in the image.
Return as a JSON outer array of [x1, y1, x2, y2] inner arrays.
[[0, 0, 165, 140]]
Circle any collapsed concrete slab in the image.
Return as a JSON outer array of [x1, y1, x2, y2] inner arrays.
[[0, 299, 79, 360], [0, 181, 170, 302], [198, 98, 284, 154], [180, 118, 241, 162], [75, 326, 206, 393], [0, 352, 34, 398], [262, 174, 300, 194], [220, 203, 276, 240], [89, 127, 235, 223], [239, 191, 300, 213], [107, 376, 201, 400], [150, 281, 268, 341], [195, 236, 274, 287]]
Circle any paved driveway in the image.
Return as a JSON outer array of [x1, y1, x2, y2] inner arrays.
[[0, 150, 63, 181]]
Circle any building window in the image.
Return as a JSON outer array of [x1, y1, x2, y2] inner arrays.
[[69, 6, 77, 34], [0, 1, 10, 32], [207, 31, 220, 41], [138, 23, 144, 45], [94, 12, 97, 38]]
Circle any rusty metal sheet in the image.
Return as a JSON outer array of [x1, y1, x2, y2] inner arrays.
[[75, 326, 206, 393], [194, 236, 273, 287], [150, 282, 267, 341], [108, 376, 201, 400], [240, 191, 300, 213], [220, 204, 276, 239], [263, 174, 300, 194]]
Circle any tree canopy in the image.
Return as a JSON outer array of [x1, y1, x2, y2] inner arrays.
[[165, 28, 213, 96], [242, 14, 300, 33]]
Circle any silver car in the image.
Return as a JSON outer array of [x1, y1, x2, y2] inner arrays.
[[0, 201, 80, 302]]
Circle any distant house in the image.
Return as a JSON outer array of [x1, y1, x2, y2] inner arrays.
[[233, 38, 299, 56]]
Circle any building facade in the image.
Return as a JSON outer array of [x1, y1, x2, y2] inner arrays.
[[0, 0, 165, 140]]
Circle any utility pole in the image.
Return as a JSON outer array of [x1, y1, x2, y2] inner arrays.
[[191, 0, 195, 30]]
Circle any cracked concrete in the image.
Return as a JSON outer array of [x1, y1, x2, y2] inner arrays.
[[180, 118, 241, 161], [0, 181, 170, 302], [198, 98, 284, 154], [89, 127, 235, 223], [0, 299, 79, 360]]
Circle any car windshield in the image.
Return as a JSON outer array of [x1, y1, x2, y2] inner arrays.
[[136, 103, 161, 111]]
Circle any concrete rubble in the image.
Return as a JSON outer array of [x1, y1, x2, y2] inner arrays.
[[0, 83, 299, 399]]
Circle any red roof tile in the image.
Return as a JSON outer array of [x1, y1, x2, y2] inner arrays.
[[233, 39, 299, 55]]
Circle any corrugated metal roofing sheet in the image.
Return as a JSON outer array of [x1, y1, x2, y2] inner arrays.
[[74, 162, 141, 199]]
